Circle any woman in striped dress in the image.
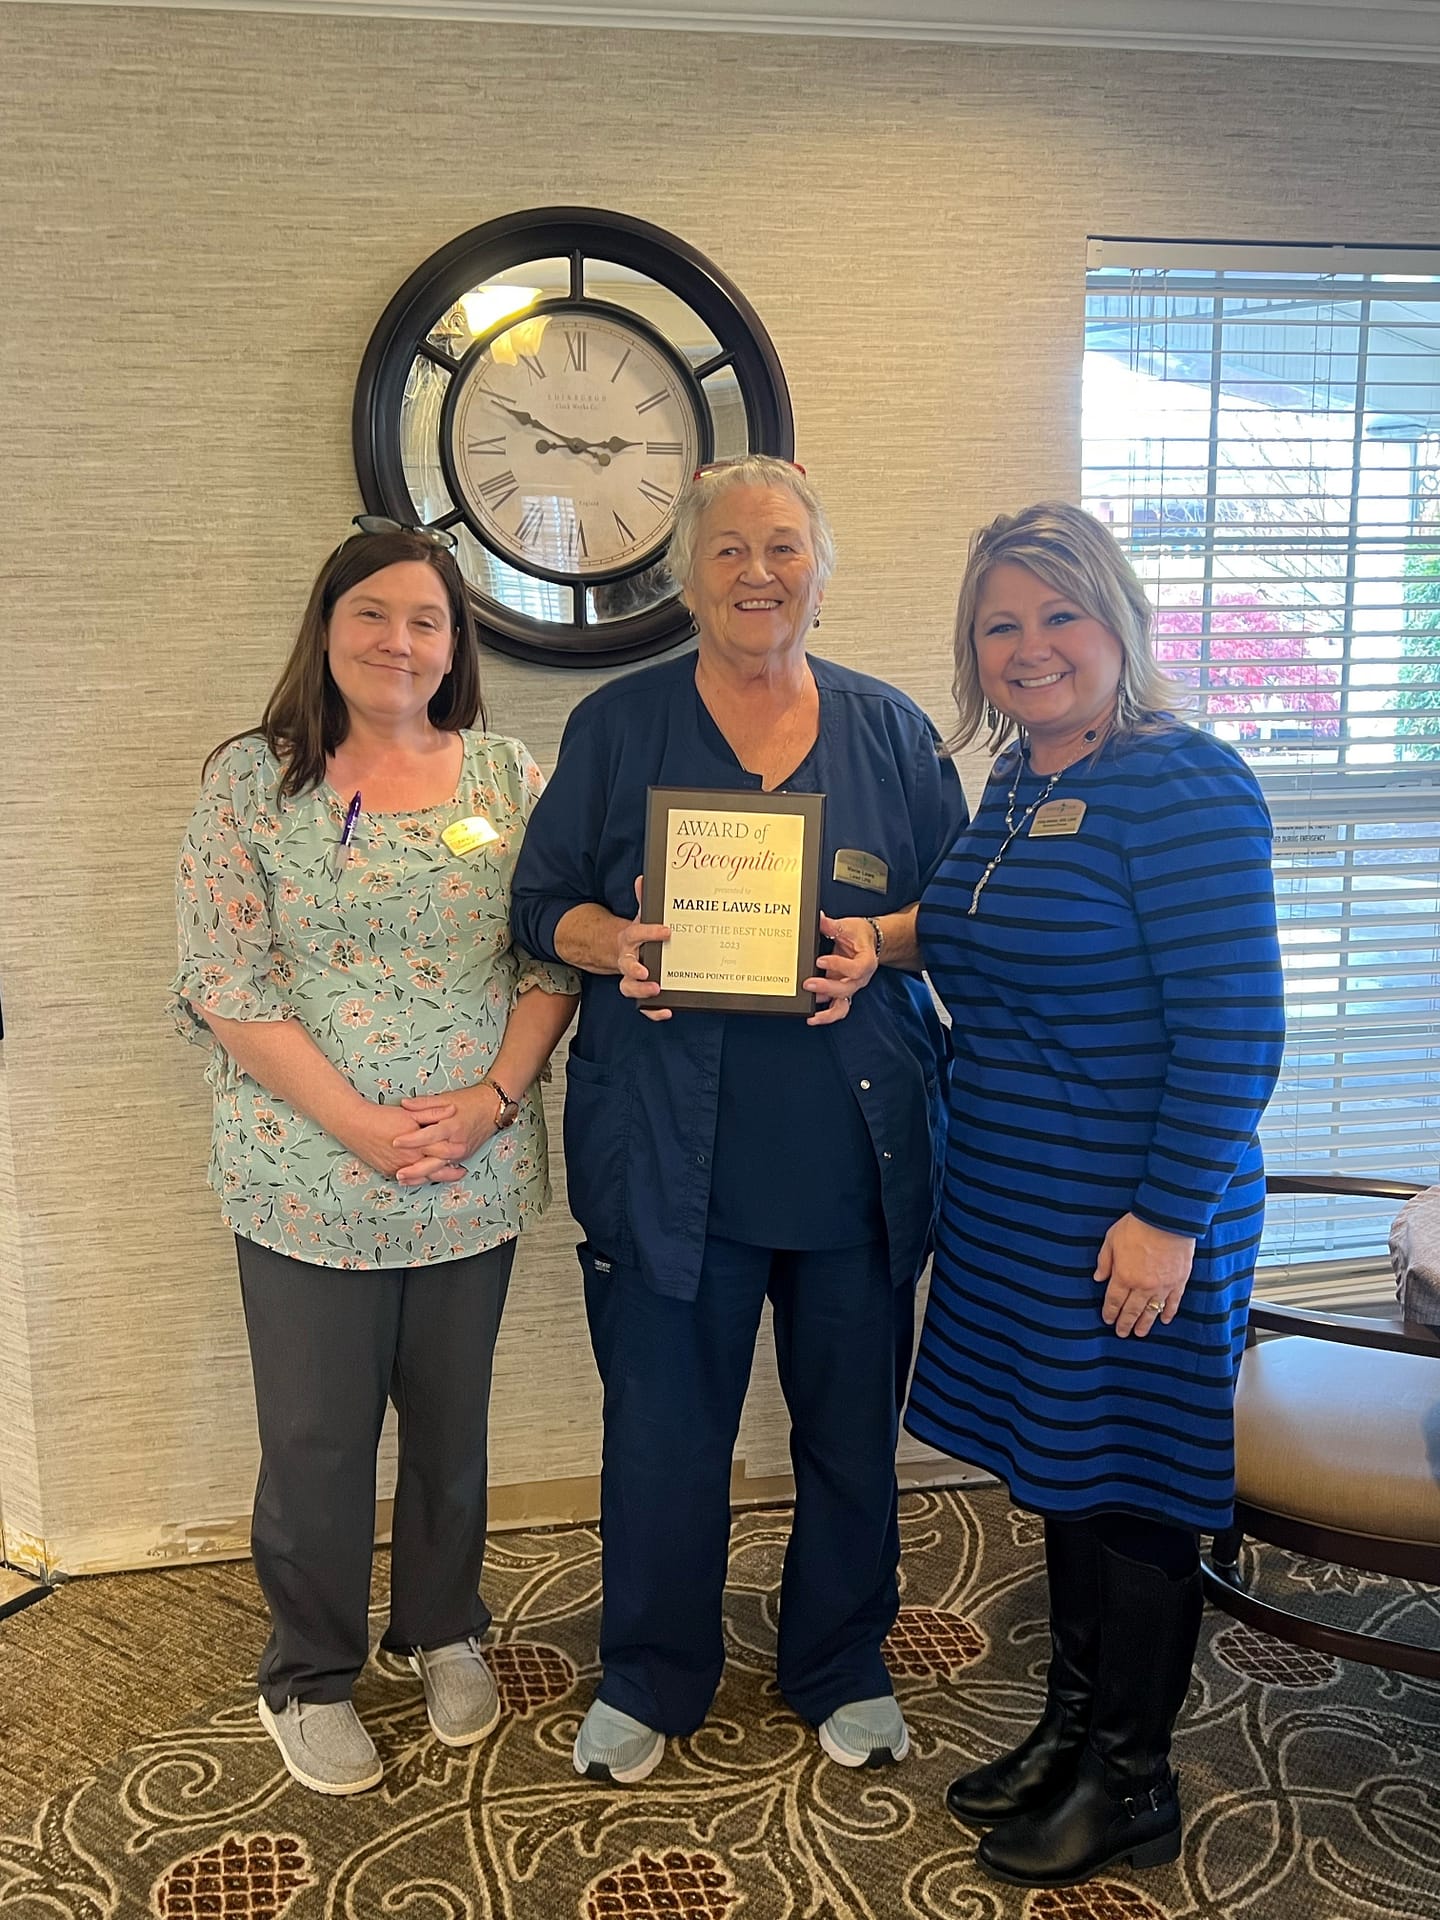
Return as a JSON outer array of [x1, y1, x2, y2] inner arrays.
[[908, 504, 1284, 1889]]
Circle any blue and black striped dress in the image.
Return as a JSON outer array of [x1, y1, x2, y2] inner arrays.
[[907, 724, 1286, 1531]]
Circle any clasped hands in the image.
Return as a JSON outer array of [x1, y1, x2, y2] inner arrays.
[[618, 882, 880, 1027], [1094, 1212, 1195, 1338], [342, 1083, 500, 1187]]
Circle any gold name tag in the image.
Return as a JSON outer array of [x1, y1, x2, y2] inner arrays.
[[1029, 799, 1087, 838], [441, 816, 501, 856], [832, 848, 889, 893]]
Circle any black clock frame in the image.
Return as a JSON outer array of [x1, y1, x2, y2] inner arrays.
[[437, 297, 713, 589], [353, 206, 795, 668]]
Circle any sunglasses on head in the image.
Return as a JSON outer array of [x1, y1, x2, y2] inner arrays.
[[350, 513, 459, 552], [691, 458, 807, 482]]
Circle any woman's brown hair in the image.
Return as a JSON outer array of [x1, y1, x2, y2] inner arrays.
[[206, 530, 486, 800]]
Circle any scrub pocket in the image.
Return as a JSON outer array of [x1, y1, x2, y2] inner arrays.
[[562, 1052, 633, 1263]]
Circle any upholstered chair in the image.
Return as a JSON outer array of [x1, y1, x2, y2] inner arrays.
[[1205, 1175, 1440, 1680]]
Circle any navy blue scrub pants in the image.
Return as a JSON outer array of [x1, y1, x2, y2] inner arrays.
[[582, 1234, 913, 1736], [237, 1234, 515, 1711]]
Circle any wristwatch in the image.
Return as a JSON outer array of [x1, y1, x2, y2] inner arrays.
[[481, 1077, 521, 1129]]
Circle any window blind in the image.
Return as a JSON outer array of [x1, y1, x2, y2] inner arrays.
[[1082, 240, 1440, 1282]]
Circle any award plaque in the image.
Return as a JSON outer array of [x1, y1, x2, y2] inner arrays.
[[640, 787, 826, 1013]]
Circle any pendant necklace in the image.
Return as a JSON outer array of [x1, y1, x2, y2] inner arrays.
[[967, 729, 1098, 917]]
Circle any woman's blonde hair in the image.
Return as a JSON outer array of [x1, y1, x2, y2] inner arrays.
[[949, 501, 1182, 756], [666, 454, 836, 597]]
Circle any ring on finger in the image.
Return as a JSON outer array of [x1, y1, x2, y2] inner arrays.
[[1143, 1298, 1164, 1315]]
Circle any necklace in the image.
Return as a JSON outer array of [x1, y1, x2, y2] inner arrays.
[[967, 730, 1099, 917]]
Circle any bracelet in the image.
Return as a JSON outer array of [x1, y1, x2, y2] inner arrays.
[[864, 916, 885, 961]]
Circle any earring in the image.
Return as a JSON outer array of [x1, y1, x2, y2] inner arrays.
[[984, 700, 1001, 732], [812, 612, 822, 629]]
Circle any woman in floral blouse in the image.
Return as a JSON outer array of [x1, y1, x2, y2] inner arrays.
[[173, 522, 577, 1796]]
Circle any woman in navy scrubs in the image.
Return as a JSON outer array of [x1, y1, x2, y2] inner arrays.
[[511, 456, 966, 1783]]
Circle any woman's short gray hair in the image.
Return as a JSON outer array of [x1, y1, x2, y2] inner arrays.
[[666, 455, 837, 596], [949, 501, 1184, 755]]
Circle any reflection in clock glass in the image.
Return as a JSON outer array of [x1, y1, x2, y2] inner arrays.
[[450, 307, 702, 580], [700, 362, 750, 463], [589, 559, 679, 625], [401, 357, 455, 524], [399, 356, 570, 627], [454, 522, 572, 625], [583, 262, 722, 369], [429, 261, 563, 359]]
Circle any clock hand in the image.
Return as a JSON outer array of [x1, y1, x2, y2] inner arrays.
[[488, 400, 544, 429], [490, 400, 590, 449], [587, 437, 644, 454], [536, 438, 613, 468]]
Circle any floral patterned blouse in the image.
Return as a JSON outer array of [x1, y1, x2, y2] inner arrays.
[[171, 731, 577, 1269]]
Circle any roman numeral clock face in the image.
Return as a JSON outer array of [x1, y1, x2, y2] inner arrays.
[[445, 306, 703, 581], [354, 207, 795, 664]]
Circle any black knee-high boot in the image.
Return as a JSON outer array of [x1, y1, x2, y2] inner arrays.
[[977, 1541, 1203, 1887], [947, 1518, 1100, 1824]]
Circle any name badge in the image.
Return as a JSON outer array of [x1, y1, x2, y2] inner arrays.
[[832, 848, 889, 893], [1029, 799, 1087, 838], [441, 816, 501, 857]]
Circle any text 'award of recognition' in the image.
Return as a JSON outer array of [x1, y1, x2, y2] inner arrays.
[[640, 787, 826, 1014]]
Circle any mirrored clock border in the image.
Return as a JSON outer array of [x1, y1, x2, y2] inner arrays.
[[398, 258, 751, 629], [354, 208, 794, 663]]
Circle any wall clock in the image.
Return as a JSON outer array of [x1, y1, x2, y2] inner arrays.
[[353, 207, 794, 668]]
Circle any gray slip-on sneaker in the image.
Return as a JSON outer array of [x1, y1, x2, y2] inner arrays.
[[409, 1637, 502, 1747], [257, 1696, 383, 1794], [572, 1698, 665, 1784], [818, 1694, 911, 1768]]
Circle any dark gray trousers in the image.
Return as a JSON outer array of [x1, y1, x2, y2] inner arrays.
[[235, 1233, 515, 1709]]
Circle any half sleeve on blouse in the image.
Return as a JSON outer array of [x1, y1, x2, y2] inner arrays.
[[505, 739, 581, 1000], [170, 738, 294, 1047]]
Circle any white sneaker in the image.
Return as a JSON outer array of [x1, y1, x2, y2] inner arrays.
[[818, 1695, 910, 1768], [572, 1699, 665, 1784]]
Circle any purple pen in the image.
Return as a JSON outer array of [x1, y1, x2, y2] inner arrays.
[[335, 790, 362, 878], [340, 790, 362, 847]]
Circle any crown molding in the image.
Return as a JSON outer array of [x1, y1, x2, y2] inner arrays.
[[21, 0, 1440, 63]]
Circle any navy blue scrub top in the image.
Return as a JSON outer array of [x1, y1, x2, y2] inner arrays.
[[706, 1014, 883, 1248], [510, 651, 968, 1301], [706, 744, 884, 1250]]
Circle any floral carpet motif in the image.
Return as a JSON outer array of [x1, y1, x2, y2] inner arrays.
[[1, 1487, 1437, 1919]]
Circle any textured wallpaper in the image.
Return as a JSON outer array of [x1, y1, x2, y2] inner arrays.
[[2, 3, 1438, 1571]]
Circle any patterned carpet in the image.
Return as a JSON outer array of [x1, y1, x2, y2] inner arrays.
[[1, 1486, 1437, 1920]]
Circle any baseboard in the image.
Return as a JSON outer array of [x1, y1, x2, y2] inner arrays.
[[0, 1566, 51, 1621], [25, 1460, 999, 1577]]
